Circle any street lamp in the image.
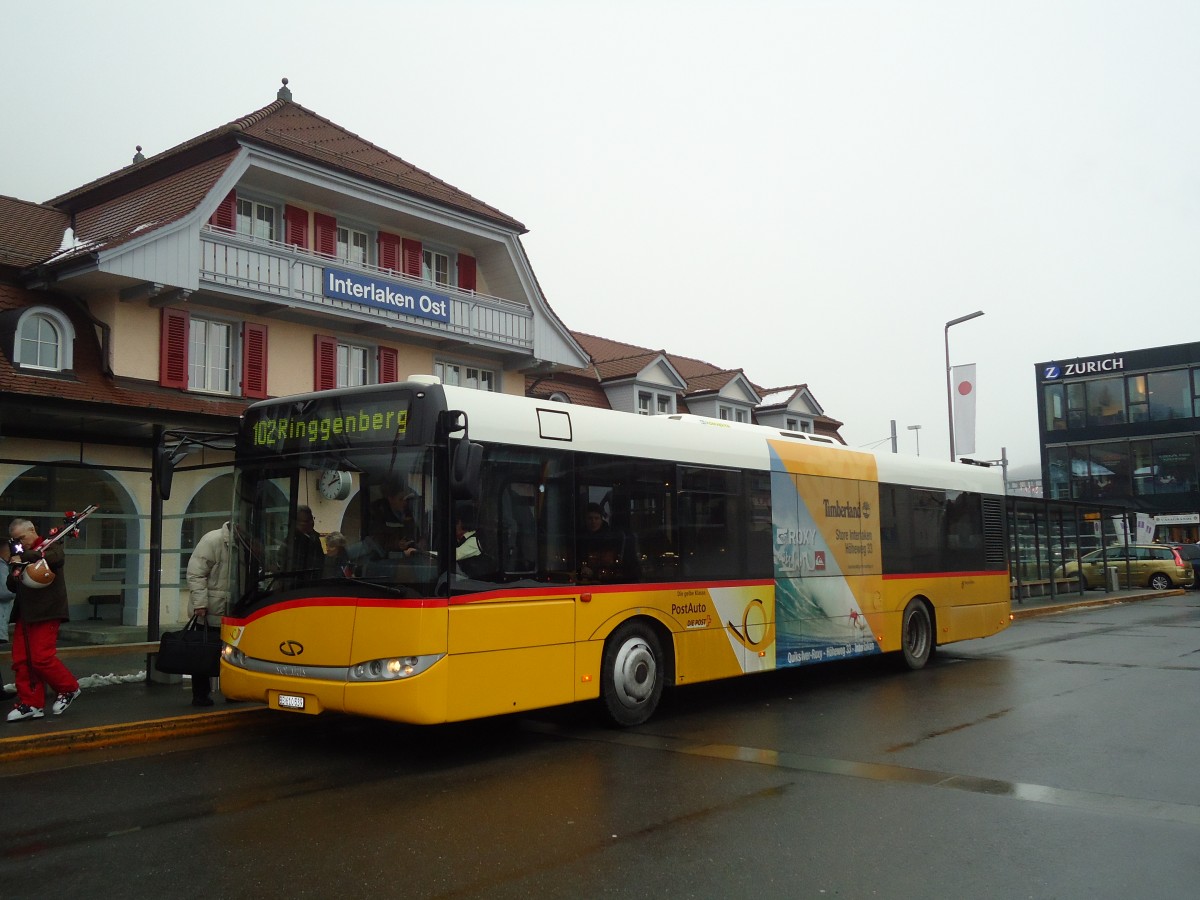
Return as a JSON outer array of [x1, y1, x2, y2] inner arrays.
[[907, 424, 921, 456], [945, 310, 984, 461]]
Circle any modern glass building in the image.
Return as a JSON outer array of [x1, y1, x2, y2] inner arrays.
[[1035, 341, 1200, 542]]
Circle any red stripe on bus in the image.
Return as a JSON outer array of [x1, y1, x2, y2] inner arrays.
[[881, 570, 1005, 581]]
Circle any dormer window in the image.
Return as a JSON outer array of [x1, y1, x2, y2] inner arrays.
[[14, 307, 75, 372], [638, 391, 674, 416]]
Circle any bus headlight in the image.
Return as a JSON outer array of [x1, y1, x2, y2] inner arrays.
[[347, 654, 441, 682], [222, 644, 247, 668]]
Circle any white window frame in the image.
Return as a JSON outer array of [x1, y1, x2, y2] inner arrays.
[[423, 247, 452, 286], [638, 390, 675, 416], [189, 316, 234, 394], [14, 307, 75, 371], [98, 515, 127, 573], [236, 197, 277, 241], [337, 225, 369, 265], [436, 360, 496, 392], [337, 342, 372, 388]]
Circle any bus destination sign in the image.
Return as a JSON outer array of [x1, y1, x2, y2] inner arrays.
[[242, 395, 411, 455]]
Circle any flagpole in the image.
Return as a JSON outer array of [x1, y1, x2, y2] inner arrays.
[[945, 310, 984, 461]]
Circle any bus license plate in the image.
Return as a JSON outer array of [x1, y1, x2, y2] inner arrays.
[[277, 694, 305, 710]]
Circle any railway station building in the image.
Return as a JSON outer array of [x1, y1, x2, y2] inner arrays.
[[0, 80, 843, 631]]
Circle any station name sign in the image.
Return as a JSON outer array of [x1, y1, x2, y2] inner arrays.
[[324, 268, 451, 323], [1041, 355, 1125, 381]]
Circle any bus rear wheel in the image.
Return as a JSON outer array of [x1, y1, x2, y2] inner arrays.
[[900, 600, 934, 670], [601, 622, 664, 727]]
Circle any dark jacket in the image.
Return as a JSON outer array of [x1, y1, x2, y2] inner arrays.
[[6, 540, 69, 623]]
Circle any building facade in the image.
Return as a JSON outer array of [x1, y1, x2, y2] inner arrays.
[[0, 81, 587, 628], [1036, 341, 1200, 540], [2, 81, 845, 632]]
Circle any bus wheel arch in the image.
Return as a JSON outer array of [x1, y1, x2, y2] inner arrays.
[[600, 617, 672, 727], [899, 597, 936, 670]]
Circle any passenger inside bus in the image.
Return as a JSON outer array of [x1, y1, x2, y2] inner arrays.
[[286, 505, 324, 577], [455, 507, 494, 580], [323, 531, 352, 578], [366, 477, 422, 559], [578, 502, 637, 583]]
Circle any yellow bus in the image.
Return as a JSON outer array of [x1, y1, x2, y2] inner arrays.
[[217, 377, 1010, 726]]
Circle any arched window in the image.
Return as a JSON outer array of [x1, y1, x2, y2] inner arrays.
[[548, 392, 571, 404], [15, 307, 75, 371]]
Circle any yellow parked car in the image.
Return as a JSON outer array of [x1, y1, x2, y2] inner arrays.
[[1057, 544, 1193, 591]]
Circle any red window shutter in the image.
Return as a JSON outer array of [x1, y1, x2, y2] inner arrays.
[[284, 205, 309, 250], [242, 323, 268, 399], [159, 308, 190, 389], [378, 232, 401, 272], [378, 346, 398, 384], [457, 253, 477, 292], [401, 238, 422, 278], [314, 334, 337, 390], [209, 190, 236, 231], [314, 213, 337, 258]]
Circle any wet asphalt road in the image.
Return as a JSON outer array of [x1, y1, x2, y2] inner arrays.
[[3, 594, 1198, 900]]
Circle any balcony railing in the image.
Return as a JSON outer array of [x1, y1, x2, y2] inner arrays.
[[199, 226, 533, 351]]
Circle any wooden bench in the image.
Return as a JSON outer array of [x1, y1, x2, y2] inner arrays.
[[87, 593, 122, 620]]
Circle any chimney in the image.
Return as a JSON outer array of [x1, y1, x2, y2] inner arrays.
[[277, 77, 292, 101]]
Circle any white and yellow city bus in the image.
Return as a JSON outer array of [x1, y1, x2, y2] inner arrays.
[[218, 377, 1010, 726]]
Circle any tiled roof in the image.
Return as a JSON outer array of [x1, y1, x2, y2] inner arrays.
[[524, 373, 611, 408], [684, 369, 752, 395], [567, 330, 842, 440], [48, 94, 525, 234], [592, 351, 665, 382], [758, 384, 808, 407], [572, 331, 752, 387], [0, 196, 68, 268], [0, 280, 250, 425], [237, 102, 525, 231], [54, 151, 238, 262]]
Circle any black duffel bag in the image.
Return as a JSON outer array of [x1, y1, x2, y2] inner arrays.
[[156, 615, 222, 678]]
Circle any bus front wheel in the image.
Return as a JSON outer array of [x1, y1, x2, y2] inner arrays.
[[900, 600, 934, 670], [601, 621, 664, 727]]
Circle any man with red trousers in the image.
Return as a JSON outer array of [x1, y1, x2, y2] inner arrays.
[[5, 517, 81, 722]]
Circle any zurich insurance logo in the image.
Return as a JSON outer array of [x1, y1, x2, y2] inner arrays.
[[1043, 365, 1062, 380]]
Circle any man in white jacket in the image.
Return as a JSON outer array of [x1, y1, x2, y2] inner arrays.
[[185, 523, 231, 707]]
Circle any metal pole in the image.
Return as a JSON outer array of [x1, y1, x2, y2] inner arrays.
[[147, 425, 164, 678], [944, 310, 984, 461], [907, 424, 921, 456]]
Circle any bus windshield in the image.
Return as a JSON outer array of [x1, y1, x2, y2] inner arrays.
[[230, 446, 442, 615]]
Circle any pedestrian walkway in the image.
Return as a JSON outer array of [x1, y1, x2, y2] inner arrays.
[[0, 586, 1188, 762]]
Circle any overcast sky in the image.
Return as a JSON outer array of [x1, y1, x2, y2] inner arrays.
[[4, 1, 1198, 473]]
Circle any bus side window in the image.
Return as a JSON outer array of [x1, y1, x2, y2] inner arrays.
[[499, 485, 537, 575], [678, 466, 743, 581]]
